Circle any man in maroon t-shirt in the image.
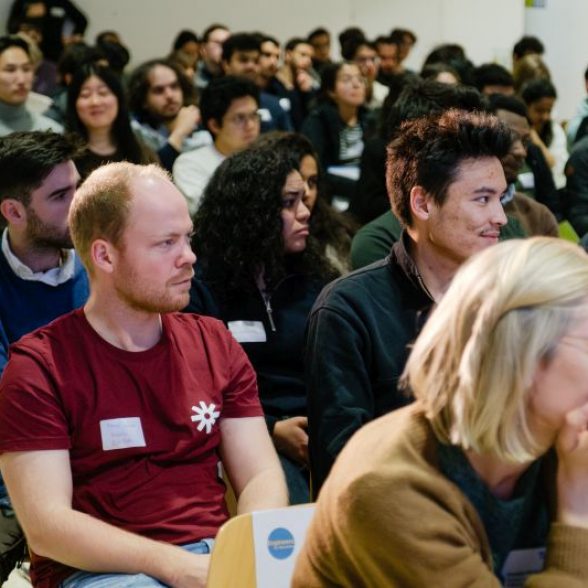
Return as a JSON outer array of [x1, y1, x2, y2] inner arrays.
[[0, 162, 288, 588]]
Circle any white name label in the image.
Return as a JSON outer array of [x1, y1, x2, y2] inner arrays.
[[502, 547, 546, 587], [100, 417, 146, 451], [517, 171, 535, 190], [228, 320, 267, 343]]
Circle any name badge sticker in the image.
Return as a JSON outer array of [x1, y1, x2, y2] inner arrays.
[[517, 171, 535, 190], [228, 320, 267, 343], [100, 417, 146, 451], [258, 108, 272, 122], [502, 547, 546, 588]]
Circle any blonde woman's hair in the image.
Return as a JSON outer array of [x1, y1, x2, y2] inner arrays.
[[402, 237, 588, 463], [69, 162, 170, 274]]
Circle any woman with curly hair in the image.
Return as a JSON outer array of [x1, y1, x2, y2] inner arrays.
[[66, 63, 157, 179], [255, 132, 357, 274], [186, 145, 338, 503]]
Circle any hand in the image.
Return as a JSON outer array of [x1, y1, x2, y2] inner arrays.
[[168, 106, 201, 150], [528, 128, 555, 168], [529, 128, 544, 148], [296, 70, 314, 93], [555, 403, 588, 528], [162, 549, 210, 588], [272, 417, 309, 465]]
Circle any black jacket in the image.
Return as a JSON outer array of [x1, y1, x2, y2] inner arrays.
[[305, 231, 433, 494], [301, 102, 369, 200], [187, 268, 326, 433]]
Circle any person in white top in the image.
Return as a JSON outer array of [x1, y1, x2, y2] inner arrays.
[[173, 76, 260, 215], [521, 78, 568, 189]]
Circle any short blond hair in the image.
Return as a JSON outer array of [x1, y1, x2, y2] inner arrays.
[[69, 162, 170, 273], [402, 237, 588, 463]]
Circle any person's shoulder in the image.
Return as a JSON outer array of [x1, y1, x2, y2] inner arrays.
[[13, 308, 82, 354], [325, 404, 440, 502], [313, 257, 392, 310], [570, 134, 588, 157], [166, 311, 229, 343], [35, 112, 63, 133], [173, 144, 206, 166], [303, 102, 334, 125], [180, 143, 220, 166], [0, 246, 12, 279]]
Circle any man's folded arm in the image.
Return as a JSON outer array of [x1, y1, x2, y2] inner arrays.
[[219, 416, 289, 512], [0, 449, 209, 588]]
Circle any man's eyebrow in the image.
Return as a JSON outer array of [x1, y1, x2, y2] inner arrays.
[[473, 186, 505, 194]]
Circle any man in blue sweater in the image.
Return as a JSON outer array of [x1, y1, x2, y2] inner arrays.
[[0, 130, 89, 581]]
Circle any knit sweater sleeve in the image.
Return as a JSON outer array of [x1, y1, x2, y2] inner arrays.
[[295, 410, 502, 587], [525, 524, 588, 587]]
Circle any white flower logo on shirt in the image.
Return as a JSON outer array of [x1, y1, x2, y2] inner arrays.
[[191, 401, 220, 434]]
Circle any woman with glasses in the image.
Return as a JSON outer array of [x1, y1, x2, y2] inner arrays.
[[294, 237, 588, 586], [186, 143, 338, 504], [173, 75, 261, 215], [301, 61, 367, 202]]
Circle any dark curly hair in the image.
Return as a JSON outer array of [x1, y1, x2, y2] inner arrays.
[[127, 59, 196, 125], [193, 145, 336, 298], [254, 131, 356, 268]]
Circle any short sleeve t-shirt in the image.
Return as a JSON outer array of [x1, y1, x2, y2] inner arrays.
[[0, 309, 263, 587]]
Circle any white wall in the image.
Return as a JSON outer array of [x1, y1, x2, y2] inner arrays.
[[524, 2, 588, 122], [3, 0, 523, 73], [1, 0, 532, 90], [354, 0, 524, 71]]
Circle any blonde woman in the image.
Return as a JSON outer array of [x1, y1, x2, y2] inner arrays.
[[294, 237, 588, 587]]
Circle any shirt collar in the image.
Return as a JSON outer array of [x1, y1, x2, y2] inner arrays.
[[2, 228, 76, 286]]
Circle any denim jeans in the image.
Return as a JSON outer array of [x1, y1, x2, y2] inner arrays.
[[60, 539, 214, 587]]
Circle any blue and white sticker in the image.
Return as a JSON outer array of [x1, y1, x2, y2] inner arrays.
[[267, 527, 295, 560]]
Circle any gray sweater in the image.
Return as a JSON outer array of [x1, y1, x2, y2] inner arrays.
[[0, 101, 63, 136]]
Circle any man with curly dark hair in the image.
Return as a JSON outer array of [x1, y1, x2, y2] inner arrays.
[[128, 59, 209, 171], [306, 109, 513, 494]]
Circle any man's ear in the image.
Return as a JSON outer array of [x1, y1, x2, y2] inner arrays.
[[0, 199, 26, 226], [90, 239, 116, 274], [409, 185, 432, 221], [208, 118, 220, 136]]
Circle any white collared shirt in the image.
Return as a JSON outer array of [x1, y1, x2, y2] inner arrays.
[[2, 229, 76, 287]]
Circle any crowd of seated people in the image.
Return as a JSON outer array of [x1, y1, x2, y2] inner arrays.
[[2, 6, 588, 585]]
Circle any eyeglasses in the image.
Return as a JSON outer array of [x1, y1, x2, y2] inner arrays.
[[226, 111, 261, 127], [337, 74, 367, 85]]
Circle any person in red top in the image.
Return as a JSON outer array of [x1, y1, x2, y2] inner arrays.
[[0, 162, 288, 588]]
